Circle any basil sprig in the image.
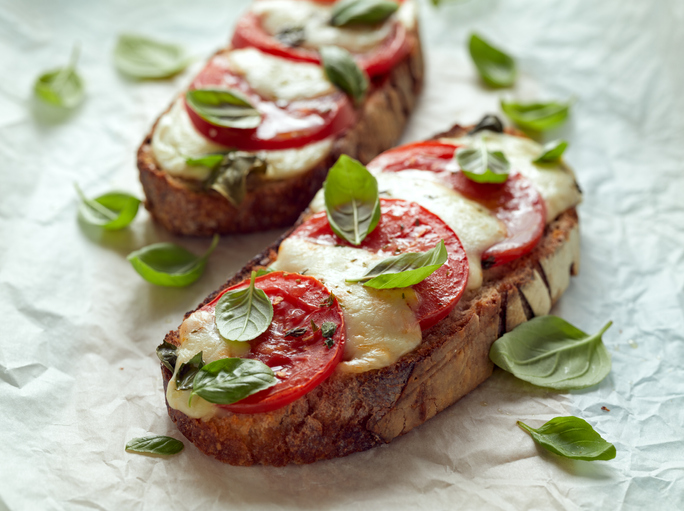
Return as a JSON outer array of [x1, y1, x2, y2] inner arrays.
[[208, 152, 267, 207], [456, 143, 510, 184], [190, 357, 277, 405], [34, 45, 84, 108], [320, 46, 368, 106], [125, 435, 184, 457], [114, 34, 189, 79], [156, 341, 178, 372], [215, 271, 274, 342], [518, 417, 616, 461], [489, 316, 612, 390], [185, 88, 261, 129], [75, 185, 140, 230], [330, 0, 399, 27], [347, 240, 448, 289], [533, 140, 568, 164], [324, 155, 381, 245], [176, 352, 205, 390], [128, 235, 219, 287], [469, 33, 516, 88], [501, 100, 570, 132]]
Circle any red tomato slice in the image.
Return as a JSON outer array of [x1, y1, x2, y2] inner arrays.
[[291, 198, 469, 330], [368, 141, 547, 268], [186, 53, 356, 151], [230, 6, 413, 78], [202, 271, 345, 414]]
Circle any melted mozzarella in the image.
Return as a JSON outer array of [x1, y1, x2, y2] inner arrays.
[[440, 132, 583, 222], [270, 240, 421, 373], [227, 48, 335, 102], [151, 98, 332, 180]]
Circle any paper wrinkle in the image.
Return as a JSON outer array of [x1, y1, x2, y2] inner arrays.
[[2, 0, 684, 509]]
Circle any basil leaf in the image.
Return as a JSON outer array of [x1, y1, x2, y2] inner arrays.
[[518, 416, 616, 461], [285, 327, 308, 337], [186, 154, 226, 169], [255, 268, 274, 277], [114, 34, 189, 79], [191, 357, 277, 405], [208, 152, 267, 207], [128, 235, 219, 287], [489, 316, 612, 390], [456, 144, 510, 184], [501, 100, 570, 132], [34, 45, 84, 108], [156, 341, 178, 372], [347, 239, 447, 289], [125, 435, 184, 456], [215, 271, 274, 342], [468, 114, 504, 135], [320, 45, 368, 106], [533, 140, 568, 164], [275, 27, 306, 47], [186, 88, 261, 129], [468, 33, 516, 88], [330, 0, 399, 27], [75, 185, 140, 230], [323, 155, 381, 245], [176, 351, 204, 390]]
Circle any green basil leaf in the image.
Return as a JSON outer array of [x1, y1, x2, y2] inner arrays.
[[114, 34, 189, 79], [320, 45, 368, 106], [186, 154, 226, 169], [186, 88, 261, 129], [330, 0, 399, 27], [125, 435, 184, 456], [468, 114, 504, 135], [255, 268, 274, 277], [469, 33, 516, 88], [34, 45, 84, 108], [518, 416, 616, 461], [128, 235, 219, 287], [533, 140, 568, 164], [215, 271, 274, 342], [75, 185, 140, 230], [176, 351, 205, 390], [456, 144, 510, 184], [275, 27, 306, 47], [323, 155, 380, 245], [156, 341, 178, 372], [191, 357, 277, 405], [347, 239, 447, 289], [501, 100, 570, 132], [208, 152, 267, 207], [489, 316, 612, 390]]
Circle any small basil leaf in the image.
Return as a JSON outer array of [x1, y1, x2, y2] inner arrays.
[[215, 271, 274, 342], [518, 417, 616, 461], [468, 114, 504, 135], [208, 152, 267, 207], [191, 357, 277, 405], [255, 268, 274, 277], [347, 239, 447, 289], [127, 235, 219, 287], [156, 341, 178, 372], [34, 45, 84, 108], [176, 351, 205, 390], [489, 316, 612, 390], [469, 33, 516, 88], [285, 327, 308, 337], [186, 88, 261, 129], [501, 100, 570, 132], [320, 45, 368, 106], [75, 185, 140, 230], [456, 144, 510, 184], [324, 155, 381, 245], [186, 154, 227, 169], [533, 140, 568, 164], [275, 27, 306, 47], [114, 34, 189, 79], [330, 0, 399, 27], [125, 435, 184, 456]]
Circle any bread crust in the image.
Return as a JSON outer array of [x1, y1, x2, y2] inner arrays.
[[159, 125, 581, 465], [137, 32, 424, 237]]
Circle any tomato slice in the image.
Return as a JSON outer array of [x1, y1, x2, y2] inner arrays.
[[202, 271, 345, 414], [186, 53, 356, 151], [230, 7, 413, 78], [368, 141, 547, 268], [291, 198, 469, 330]]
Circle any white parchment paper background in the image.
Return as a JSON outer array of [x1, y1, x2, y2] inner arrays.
[[1, 0, 683, 509]]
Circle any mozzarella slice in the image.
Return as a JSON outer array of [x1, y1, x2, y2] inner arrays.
[[270, 239, 422, 373]]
